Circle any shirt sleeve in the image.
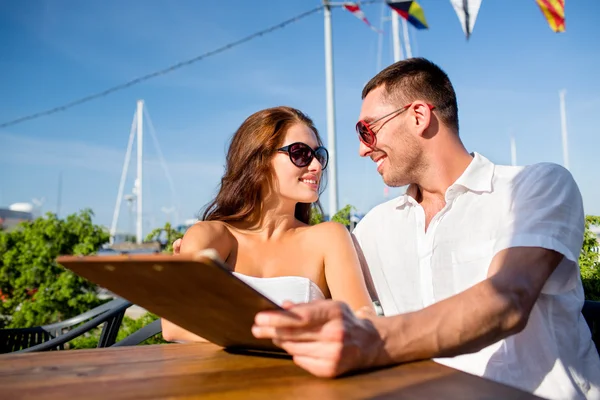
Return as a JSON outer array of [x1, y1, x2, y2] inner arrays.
[[493, 163, 585, 294]]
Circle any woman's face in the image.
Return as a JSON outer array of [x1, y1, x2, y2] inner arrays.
[[271, 123, 325, 205]]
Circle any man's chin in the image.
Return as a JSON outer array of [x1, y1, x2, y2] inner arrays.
[[381, 176, 403, 188], [382, 178, 408, 188]]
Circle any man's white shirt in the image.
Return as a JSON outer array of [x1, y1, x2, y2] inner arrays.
[[353, 152, 600, 399]]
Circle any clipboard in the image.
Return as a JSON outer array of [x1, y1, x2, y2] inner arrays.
[[57, 250, 288, 352]]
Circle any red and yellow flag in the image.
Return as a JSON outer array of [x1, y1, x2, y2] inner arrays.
[[535, 0, 565, 32]]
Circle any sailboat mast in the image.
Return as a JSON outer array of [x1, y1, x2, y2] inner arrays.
[[323, 1, 338, 217], [136, 100, 144, 244]]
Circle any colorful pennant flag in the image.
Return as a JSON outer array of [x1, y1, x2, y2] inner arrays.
[[449, 0, 482, 39], [386, 1, 429, 30], [535, 0, 565, 32], [343, 3, 381, 33]]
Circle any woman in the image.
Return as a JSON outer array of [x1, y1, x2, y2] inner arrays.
[[162, 106, 375, 342]]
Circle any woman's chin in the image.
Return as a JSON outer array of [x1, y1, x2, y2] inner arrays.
[[295, 194, 319, 204], [281, 189, 319, 205]]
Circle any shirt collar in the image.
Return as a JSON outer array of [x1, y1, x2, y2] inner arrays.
[[396, 184, 419, 208], [395, 152, 495, 208], [453, 152, 495, 193]]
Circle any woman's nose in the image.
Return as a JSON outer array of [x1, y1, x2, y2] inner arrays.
[[308, 156, 322, 172]]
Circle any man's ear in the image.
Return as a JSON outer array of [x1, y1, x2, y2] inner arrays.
[[411, 101, 433, 136]]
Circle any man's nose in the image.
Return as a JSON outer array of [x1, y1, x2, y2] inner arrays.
[[359, 140, 372, 158]]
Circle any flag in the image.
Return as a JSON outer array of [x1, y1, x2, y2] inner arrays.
[[343, 3, 381, 33], [386, 1, 429, 30], [449, 0, 482, 39], [536, 0, 565, 32]]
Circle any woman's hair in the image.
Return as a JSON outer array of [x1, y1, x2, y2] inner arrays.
[[202, 106, 325, 225]]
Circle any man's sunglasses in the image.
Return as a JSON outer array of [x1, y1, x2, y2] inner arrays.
[[277, 142, 329, 170], [356, 103, 435, 148]]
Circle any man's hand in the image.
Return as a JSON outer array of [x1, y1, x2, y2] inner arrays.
[[252, 300, 389, 378], [172, 238, 182, 254]]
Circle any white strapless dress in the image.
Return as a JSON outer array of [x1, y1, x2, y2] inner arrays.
[[232, 272, 326, 306]]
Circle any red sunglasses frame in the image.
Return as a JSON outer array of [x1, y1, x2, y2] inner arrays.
[[356, 102, 435, 148]]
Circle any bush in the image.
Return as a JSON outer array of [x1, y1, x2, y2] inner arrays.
[[309, 205, 324, 226], [580, 216, 600, 301], [145, 222, 184, 253], [331, 204, 355, 227], [310, 204, 354, 227], [0, 210, 108, 328], [67, 221, 183, 348]]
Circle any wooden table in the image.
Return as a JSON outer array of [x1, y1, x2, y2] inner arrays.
[[1, 343, 542, 399]]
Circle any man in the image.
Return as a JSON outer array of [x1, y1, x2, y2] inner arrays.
[[249, 58, 600, 399]]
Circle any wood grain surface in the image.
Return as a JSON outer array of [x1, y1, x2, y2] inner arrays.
[[1, 343, 543, 399]]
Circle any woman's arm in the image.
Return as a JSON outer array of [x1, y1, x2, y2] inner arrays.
[[316, 222, 376, 318], [161, 221, 234, 343]]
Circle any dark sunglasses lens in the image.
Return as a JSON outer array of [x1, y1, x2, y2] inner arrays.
[[315, 147, 329, 169], [357, 122, 374, 146], [289, 143, 313, 167]]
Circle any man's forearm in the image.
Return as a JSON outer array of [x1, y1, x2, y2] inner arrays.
[[371, 246, 561, 366], [372, 277, 527, 366]]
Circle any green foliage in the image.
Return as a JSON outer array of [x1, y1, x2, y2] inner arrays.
[[145, 222, 183, 253], [580, 215, 600, 301], [331, 204, 355, 227], [309, 205, 324, 226], [70, 312, 167, 349], [0, 209, 109, 328], [310, 204, 355, 228]]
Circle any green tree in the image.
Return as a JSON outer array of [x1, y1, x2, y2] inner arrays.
[[309, 205, 324, 225], [331, 204, 355, 228], [580, 215, 600, 301], [309, 204, 355, 228], [0, 209, 109, 328], [145, 222, 184, 253], [309, 204, 356, 227]]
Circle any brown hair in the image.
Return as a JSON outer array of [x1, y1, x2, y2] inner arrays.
[[202, 106, 325, 225], [362, 57, 459, 133]]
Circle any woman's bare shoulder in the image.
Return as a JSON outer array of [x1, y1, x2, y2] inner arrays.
[[184, 220, 232, 238], [303, 221, 352, 244], [180, 220, 235, 259]]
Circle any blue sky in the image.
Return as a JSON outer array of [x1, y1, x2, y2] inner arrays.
[[1, 0, 599, 236]]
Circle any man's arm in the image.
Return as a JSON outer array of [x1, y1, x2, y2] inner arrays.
[[252, 246, 562, 377], [372, 246, 563, 364]]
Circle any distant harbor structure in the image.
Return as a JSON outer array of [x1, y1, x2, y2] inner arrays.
[[0, 203, 34, 231]]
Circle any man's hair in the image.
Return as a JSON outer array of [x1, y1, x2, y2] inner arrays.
[[362, 58, 459, 133]]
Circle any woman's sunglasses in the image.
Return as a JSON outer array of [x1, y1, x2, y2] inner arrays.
[[277, 142, 329, 170], [356, 103, 435, 148]]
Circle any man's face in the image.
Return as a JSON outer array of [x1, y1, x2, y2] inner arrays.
[[357, 86, 421, 187]]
